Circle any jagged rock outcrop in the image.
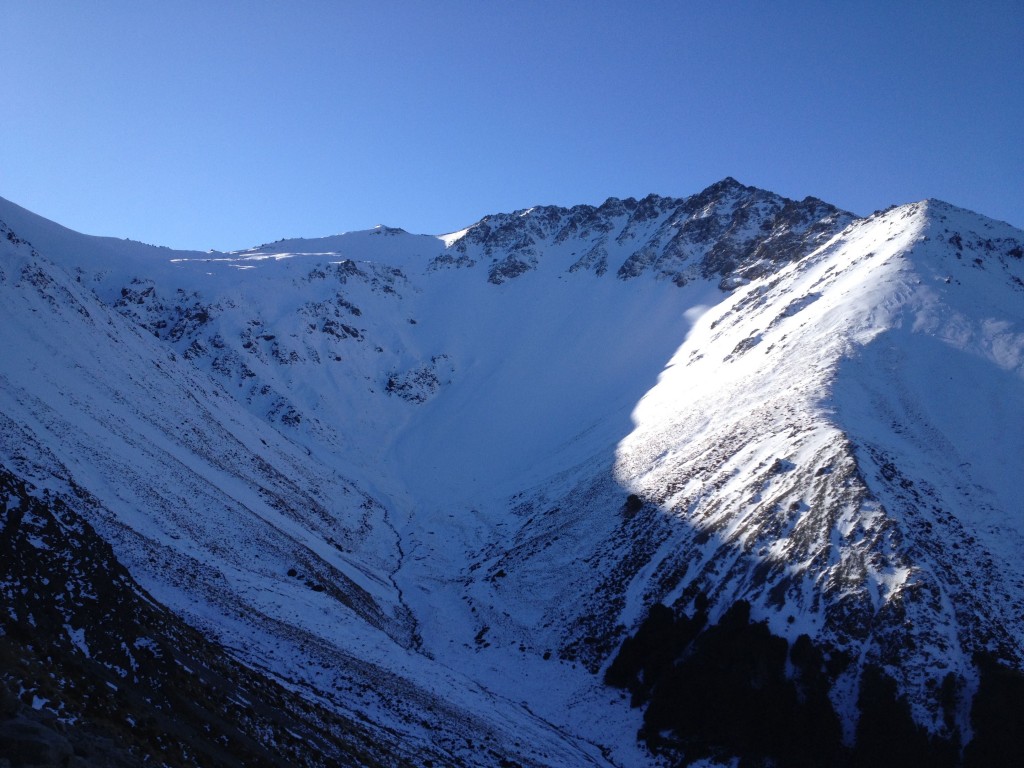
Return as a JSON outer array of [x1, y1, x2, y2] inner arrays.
[[446, 178, 853, 287]]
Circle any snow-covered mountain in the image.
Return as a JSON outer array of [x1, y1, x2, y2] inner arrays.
[[1, 179, 1022, 766]]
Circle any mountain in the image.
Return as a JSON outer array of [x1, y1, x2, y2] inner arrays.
[[1, 179, 1022, 766]]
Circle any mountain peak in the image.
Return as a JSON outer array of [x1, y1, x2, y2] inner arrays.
[[3, 184, 1022, 766], [704, 175, 748, 192], [371, 224, 409, 235]]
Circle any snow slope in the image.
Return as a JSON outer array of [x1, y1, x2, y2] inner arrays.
[[0, 217, 629, 767], [601, 201, 1024, 731], [2, 181, 1022, 764]]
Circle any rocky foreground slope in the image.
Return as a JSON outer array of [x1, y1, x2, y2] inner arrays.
[[1, 179, 1022, 766]]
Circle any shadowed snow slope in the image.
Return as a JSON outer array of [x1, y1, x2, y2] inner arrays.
[[1, 182, 1022, 766]]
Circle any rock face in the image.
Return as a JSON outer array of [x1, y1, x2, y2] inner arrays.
[[1, 181, 1023, 767], [446, 178, 852, 287]]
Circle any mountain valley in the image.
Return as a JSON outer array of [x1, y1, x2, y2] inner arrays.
[[2, 178, 1023, 767]]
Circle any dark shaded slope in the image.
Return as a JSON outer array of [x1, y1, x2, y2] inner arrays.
[[0, 466, 416, 768]]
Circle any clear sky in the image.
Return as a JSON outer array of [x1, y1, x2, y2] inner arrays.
[[2, 1, 1022, 251]]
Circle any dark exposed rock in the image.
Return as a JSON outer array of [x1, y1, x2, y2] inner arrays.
[[0, 467, 421, 768], [605, 600, 967, 767], [0, 717, 73, 768], [449, 179, 852, 287]]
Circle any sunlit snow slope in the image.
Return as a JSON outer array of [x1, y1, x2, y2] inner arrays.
[[2, 180, 1022, 765]]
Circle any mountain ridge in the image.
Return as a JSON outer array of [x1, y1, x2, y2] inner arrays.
[[2, 181, 1023, 766]]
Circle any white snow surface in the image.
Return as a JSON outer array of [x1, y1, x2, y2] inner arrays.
[[2, 188, 1023, 764]]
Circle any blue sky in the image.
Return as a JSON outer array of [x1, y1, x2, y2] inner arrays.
[[2, 1, 1022, 251]]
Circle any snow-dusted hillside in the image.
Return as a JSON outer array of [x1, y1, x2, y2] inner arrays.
[[596, 201, 1024, 723], [2, 180, 1022, 766]]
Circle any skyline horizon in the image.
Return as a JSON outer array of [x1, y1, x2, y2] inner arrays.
[[3, 1, 1021, 251], [3, 174, 1019, 254]]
